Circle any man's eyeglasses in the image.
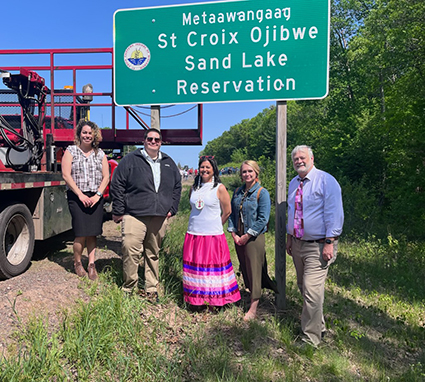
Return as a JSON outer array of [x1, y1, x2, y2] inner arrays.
[[200, 155, 214, 160], [146, 137, 161, 143]]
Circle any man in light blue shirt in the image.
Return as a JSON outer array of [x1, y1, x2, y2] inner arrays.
[[286, 145, 344, 346]]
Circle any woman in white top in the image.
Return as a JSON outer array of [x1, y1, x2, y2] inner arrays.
[[62, 119, 109, 280], [182, 156, 241, 307]]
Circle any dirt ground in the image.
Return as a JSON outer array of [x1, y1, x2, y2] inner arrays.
[[0, 220, 123, 352], [0, 215, 277, 356]]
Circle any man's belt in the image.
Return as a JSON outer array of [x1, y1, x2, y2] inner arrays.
[[292, 235, 339, 243]]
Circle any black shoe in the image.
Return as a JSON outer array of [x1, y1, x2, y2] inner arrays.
[[146, 292, 159, 303], [294, 336, 318, 351]]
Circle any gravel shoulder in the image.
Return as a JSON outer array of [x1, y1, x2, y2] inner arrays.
[[0, 220, 122, 352]]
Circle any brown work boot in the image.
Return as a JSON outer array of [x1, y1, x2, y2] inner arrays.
[[74, 261, 87, 278], [88, 263, 98, 281], [146, 291, 159, 303]]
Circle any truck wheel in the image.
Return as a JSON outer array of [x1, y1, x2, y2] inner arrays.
[[0, 204, 35, 279]]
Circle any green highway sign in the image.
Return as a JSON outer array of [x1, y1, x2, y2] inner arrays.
[[113, 0, 330, 105]]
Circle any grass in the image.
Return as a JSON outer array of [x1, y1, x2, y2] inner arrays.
[[1, 201, 424, 381]]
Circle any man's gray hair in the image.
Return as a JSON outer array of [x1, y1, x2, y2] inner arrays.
[[291, 145, 313, 159]]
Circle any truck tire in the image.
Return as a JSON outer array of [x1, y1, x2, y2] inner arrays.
[[0, 204, 35, 279]]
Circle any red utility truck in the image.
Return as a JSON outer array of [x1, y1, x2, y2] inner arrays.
[[0, 48, 203, 279]]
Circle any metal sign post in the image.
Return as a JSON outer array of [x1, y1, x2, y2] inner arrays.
[[275, 101, 287, 309]]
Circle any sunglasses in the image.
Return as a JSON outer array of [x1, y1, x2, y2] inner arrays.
[[146, 137, 161, 143], [200, 155, 214, 160]]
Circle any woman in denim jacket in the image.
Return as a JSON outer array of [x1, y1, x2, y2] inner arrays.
[[228, 160, 277, 321]]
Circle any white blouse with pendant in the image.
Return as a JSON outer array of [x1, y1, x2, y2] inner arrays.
[[187, 182, 223, 235]]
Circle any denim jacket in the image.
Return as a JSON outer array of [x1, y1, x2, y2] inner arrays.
[[228, 182, 271, 237]]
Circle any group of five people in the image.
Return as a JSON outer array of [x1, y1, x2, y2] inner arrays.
[[62, 120, 343, 347]]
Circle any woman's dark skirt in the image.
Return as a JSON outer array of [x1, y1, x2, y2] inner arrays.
[[67, 190, 104, 237]]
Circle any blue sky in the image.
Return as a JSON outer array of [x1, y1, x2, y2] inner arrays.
[[1, 0, 275, 168]]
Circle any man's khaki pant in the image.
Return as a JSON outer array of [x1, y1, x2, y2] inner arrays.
[[121, 215, 168, 293], [290, 237, 338, 346]]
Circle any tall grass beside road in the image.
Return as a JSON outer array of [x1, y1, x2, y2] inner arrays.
[[0, 193, 424, 380]]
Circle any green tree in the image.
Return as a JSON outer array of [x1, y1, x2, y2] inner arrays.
[[201, 0, 425, 238]]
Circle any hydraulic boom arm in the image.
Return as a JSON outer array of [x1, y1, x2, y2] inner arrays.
[[0, 68, 48, 170]]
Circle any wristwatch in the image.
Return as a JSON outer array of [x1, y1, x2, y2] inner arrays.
[[325, 238, 334, 244], [96, 191, 102, 197]]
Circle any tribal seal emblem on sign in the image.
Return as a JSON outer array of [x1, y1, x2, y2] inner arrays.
[[124, 43, 151, 71]]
